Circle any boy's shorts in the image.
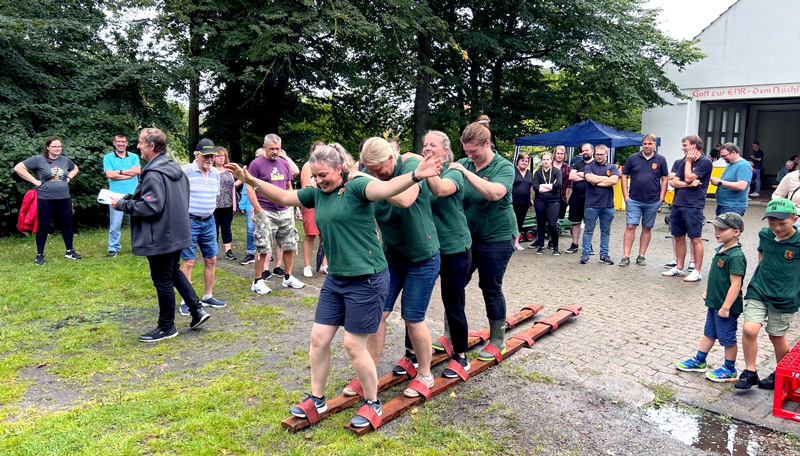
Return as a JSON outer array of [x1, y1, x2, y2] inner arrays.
[[743, 299, 796, 336], [703, 308, 740, 347], [315, 268, 389, 334]]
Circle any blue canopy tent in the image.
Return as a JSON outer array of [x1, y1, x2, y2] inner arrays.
[[513, 119, 661, 164]]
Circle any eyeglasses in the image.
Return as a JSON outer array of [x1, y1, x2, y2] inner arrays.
[[719, 152, 730, 158]]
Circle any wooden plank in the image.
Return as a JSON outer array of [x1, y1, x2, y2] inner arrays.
[[345, 305, 581, 435], [281, 304, 544, 431]]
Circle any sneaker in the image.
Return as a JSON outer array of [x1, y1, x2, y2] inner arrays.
[[547, 240, 554, 250], [393, 351, 419, 375], [663, 259, 677, 269], [179, 301, 190, 316], [687, 261, 696, 272], [239, 253, 255, 265], [303, 266, 313, 278], [404, 373, 435, 398], [565, 243, 579, 254], [319, 265, 328, 274], [758, 371, 776, 390], [662, 267, 686, 277], [107, 251, 118, 258], [189, 309, 211, 329], [676, 356, 707, 372], [589, 247, 595, 256], [683, 270, 702, 282], [706, 365, 738, 383], [527, 243, 540, 250], [536, 247, 544, 255], [349, 399, 382, 428], [619, 256, 630, 267], [598, 254, 614, 265], [138, 326, 178, 343], [749, 192, 759, 197], [734, 370, 760, 389], [200, 296, 227, 308], [282, 275, 305, 289], [442, 354, 471, 378], [514, 244, 525, 251], [225, 250, 237, 261], [251, 279, 272, 294], [552, 249, 561, 256], [579, 254, 589, 264], [289, 393, 327, 418], [635, 255, 647, 266], [64, 250, 82, 260], [273, 266, 285, 277], [34, 254, 45, 265], [261, 269, 273, 281]]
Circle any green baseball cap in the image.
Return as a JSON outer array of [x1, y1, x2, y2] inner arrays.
[[712, 212, 744, 231], [763, 198, 798, 220]]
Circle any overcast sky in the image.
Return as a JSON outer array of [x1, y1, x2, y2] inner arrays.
[[644, 0, 738, 40]]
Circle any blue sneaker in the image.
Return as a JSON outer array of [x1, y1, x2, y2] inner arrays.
[[200, 297, 227, 308], [580, 254, 589, 264], [289, 393, 327, 418], [349, 398, 382, 428], [706, 365, 738, 383], [676, 356, 707, 372]]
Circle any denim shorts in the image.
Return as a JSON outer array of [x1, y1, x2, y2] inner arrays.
[[384, 252, 441, 322], [625, 199, 661, 229], [315, 268, 389, 334], [703, 308, 740, 347], [670, 206, 704, 238], [743, 298, 796, 336], [181, 217, 218, 259], [715, 205, 746, 217]]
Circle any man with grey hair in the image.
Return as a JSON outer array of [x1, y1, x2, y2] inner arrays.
[[710, 143, 751, 217], [777, 159, 795, 184], [113, 128, 210, 342]]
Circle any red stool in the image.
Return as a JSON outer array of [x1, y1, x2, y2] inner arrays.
[[773, 340, 800, 421]]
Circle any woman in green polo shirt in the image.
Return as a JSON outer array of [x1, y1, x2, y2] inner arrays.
[[225, 144, 442, 428], [448, 122, 515, 362]]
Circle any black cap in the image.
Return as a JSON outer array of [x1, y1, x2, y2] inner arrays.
[[195, 139, 216, 155]]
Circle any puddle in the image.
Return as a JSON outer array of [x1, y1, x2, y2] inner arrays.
[[644, 405, 799, 455]]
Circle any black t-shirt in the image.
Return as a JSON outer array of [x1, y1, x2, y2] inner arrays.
[[571, 159, 592, 198], [623, 152, 668, 203], [584, 161, 620, 208], [512, 168, 534, 205]]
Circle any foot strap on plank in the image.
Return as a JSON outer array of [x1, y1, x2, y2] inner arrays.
[[406, 379, 432, 400], [505, 316, 516, 329], [510, 334, 535, 347], [538, 318, 559, 331], [436, 335, 454, 357], [468, 329, 490, 342], [482, 343, 503, 363], [298, 398, 321, 425], [355, 404, 381, 430], [346, 378, 364, 397], [444, 359, 469, 381], [560, 305, 581, 316], [395, 356, 417, 378]]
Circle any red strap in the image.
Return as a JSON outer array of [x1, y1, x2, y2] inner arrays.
[[406, 379, 432, 400], [445, 359, 469, 381], [483, 343, 503, 363], [437, 335, 454, 357], [511, 334, 535, 347], [560, 305, 581, 316], [468, 329, 490, 342], [539, 318, 559, 331], [522, 304, 542, 314], [505, 317, 515, 329], [395, 356, 417, 378], [346, 378, 364, 397], [298, 397, 321, 424], [356, 404, 381, 429]]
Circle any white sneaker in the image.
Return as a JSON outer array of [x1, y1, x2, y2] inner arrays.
[[251, 279, 271, 294], [282, 275, 305, 289], [687, 261, 696, 272], [303, 266, 313, 278], [684, 270, 702, 282], [662, 267, 686, 277], [319, 265, 328, 275], [749, 192, 759, 197]]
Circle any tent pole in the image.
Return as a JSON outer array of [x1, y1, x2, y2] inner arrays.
[[514, 146, 520, 166]]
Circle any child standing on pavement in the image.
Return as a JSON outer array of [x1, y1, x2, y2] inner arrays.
[[735, 198, 800, 390], [676, 212, 747, 382]]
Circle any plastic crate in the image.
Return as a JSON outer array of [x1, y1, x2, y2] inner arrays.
[[774, 340, 800, 421]]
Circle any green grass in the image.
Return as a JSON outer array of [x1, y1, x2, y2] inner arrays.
[[642, 382, 676, 407], [0, 224, 508, 455]]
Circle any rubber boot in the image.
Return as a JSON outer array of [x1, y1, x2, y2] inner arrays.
[[477, 319, 506, 361], [432, 318, 450, 351]]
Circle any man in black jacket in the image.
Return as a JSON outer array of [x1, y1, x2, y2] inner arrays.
[[114, 128, 210, 342]]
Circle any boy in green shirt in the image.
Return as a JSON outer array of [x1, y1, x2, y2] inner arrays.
[[676, 212, 746, 382], [735, 198, 800, 390]]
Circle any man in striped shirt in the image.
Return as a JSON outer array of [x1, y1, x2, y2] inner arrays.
[[179, 139, 227, 313]]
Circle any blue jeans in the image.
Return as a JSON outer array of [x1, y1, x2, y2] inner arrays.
[[108, 205, 127, 253], [245, 206, 255, 254], [385, 252, 441, 323], [583, 207, 614, 256], [181, 217, 219, 259], [753, 170, 762, 194], [715, 205, 746, 217]]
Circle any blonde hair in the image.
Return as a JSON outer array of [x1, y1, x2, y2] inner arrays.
[[460, 122, 491, 146], [214, 146, 229, 164], [309, 143, 354, 174], [255, 147, 266, 158], [360, 137, 398, 166], [594, 144, 609, 154], [425, 130, 453, 163]]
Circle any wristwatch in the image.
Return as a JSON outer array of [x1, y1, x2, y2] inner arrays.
[[411, 170, 421, 183], [119, 170, 124, 176]]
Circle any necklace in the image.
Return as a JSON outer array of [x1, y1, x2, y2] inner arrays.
[[541, 167, 552, 185]]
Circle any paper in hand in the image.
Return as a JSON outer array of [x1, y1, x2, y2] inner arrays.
[[98, 189, 125, 205]]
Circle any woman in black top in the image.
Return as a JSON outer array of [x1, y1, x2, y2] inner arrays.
[[530, 152, 562, 255], [511, 152, 533, 251]]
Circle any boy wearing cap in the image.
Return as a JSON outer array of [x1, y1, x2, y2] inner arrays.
[[735, 198, 800, 390], [676, 212, 746, 382]]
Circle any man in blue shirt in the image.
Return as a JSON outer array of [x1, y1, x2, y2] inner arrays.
[[103, 134, 141, 257], [620, 134, 668, 267], [580, 144, 619, 265], [663, 135, 713, 282], [710, 143, 751, 216]]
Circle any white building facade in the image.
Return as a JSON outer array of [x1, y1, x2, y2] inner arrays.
[[642, 0, 800, 182]]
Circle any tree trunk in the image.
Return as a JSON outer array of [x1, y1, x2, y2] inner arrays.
[[412, 32, 432, 154], [188, 75, 199, 151]]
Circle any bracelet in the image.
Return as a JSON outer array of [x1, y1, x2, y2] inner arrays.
[[411, 170, 421, 183]]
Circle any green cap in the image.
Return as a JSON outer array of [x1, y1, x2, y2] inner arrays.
[[763, 198, 798, 220], [712, 212, 744, 232]]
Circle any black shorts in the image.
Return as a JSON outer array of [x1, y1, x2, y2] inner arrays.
[[568, 195, 585, 224]]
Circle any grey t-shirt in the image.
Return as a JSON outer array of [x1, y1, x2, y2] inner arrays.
[[22, 155, 76, 200]]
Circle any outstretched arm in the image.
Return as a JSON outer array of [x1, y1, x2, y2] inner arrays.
[[226, 163, 301, 207]]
